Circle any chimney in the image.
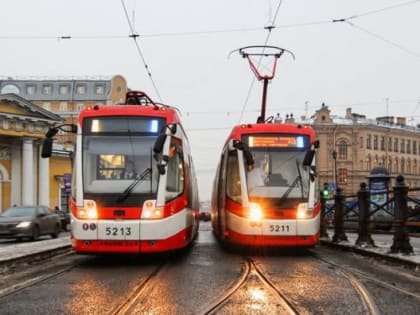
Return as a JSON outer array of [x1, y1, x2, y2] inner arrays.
[[396, 117, 406, 126], [345, 107, 352, 119]]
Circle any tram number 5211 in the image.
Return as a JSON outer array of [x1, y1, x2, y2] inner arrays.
[[269, 224, 290, 233]]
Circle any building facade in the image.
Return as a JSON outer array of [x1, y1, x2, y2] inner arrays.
[[0, 93, 62, 211], [310, 105, 420, 196], [0, 75, 128, 211]]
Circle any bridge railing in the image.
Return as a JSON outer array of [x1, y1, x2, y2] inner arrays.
[[320, 175, 416, 254]]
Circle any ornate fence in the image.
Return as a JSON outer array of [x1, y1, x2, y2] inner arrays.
[[320, 175, 420, 254]]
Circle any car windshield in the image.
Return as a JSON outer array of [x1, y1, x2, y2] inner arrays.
[[1, 207, 36, 217]]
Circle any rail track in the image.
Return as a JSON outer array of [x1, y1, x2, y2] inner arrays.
[[108, 263, 166, 315], [200, 257, 299, 315]]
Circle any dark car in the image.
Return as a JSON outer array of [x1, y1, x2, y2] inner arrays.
[[55, 210, 70, 231], [0, 205, 61, 241]]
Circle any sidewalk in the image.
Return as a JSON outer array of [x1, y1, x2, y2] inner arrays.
[[321, 231, 420, 269], [0, 235, 71, 267]]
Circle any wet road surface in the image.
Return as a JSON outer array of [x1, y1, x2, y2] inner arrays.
[[0, 222, 419, 314]]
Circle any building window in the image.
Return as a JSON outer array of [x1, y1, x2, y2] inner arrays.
[[401, 139, 405, 153], [394, 138, 399, 152], [95, 84, 105, 95], [373, 135, 378, 150], [407, 140, 411, 154], [413, 141, 417, 155], [26, 85, 36, 95], [338, 141, 348, 160], [366, 135, 371, 149], [76, 84, 86, 95], [380, 136, 385, 151], [59, 102, 67, 111], [407, 159, 411, 174], [42, 85, 52, 95], [388, 137, 392, 151], [388, 157, 392, 173], [338, 168, 348, 184], [401, 159, 405, 174], [59, 85, 69, 95], [77, 102, 84, 111]]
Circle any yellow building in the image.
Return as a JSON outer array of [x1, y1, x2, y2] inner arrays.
[[310, 105, 420, 196], [0, 75, 128, 211], [0, 93, 63, 211]]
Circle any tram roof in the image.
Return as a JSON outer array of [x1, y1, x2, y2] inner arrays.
[[78, 104, 182, 124], [226, 122, 315, 144]]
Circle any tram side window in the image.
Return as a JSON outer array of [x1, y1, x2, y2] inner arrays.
[[165, 138, 184, 201], [226, 152, 242, 203]]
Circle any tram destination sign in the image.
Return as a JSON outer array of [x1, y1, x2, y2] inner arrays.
[[245, 135, 308, 148]]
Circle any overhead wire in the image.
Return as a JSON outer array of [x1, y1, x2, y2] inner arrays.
[[120, 0, 163, 102], [344, 20, 420, 60]]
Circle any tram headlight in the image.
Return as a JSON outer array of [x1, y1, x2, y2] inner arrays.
[[249, 202, 263, 221], [75, 200, 98, 219], [141, 200, 164, 219], [296, 202, 313, 219]]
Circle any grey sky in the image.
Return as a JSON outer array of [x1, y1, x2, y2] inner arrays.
[[1, 0, 420, 200]]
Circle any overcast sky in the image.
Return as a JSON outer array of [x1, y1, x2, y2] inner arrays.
[[1, 0, 420, 200]]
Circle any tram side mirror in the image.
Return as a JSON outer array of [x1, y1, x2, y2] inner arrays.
[[41, 138, 53, 158], [302, 149, 315, 167], [243, 149, 254, 167], [167, 123, 177, 135], [232, 140, 254, 166], [153, 134, 167, 155]]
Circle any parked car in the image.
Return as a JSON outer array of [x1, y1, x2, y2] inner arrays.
[[0, 205, 61, 241], [55, 210, 70, 231]]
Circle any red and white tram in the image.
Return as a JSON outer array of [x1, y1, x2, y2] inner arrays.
[[43, 91, 199, 254], [211, 123, 320, 247]]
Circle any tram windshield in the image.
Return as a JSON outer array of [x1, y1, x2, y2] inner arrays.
[[239, 133, 311, 204], [81, 116, 165, 195], [82, 135, 159, 194]]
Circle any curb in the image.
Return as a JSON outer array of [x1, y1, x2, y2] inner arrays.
[[320, 239, 420, 270]]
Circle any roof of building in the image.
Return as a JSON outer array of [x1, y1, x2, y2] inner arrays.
[[0, 76, 115, 102]]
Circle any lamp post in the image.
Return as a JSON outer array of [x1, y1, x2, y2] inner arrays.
[[332, 150, 338, 189]]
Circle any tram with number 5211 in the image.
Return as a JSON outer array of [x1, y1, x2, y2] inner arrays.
[[42, 90, 199, 254], [211, 46, 320, 247]]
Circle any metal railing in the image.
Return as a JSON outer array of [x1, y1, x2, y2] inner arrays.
[[320, 175, 418, 254]]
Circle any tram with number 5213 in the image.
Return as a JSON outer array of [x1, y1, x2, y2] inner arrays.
[[42, 90, 200, 254]]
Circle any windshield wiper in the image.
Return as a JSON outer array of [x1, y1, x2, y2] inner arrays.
[[116, 168, 152, 203], [279, 160, 304, 201]]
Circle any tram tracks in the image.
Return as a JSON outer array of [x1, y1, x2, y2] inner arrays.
[[313, 253, 420, 314], [0, 251, 81, 299], [108, 262, 166, 315], [200, 257, 299, 315]]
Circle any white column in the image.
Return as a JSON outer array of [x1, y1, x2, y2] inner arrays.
[[11, 142, 21, 206], [22, 138, 34, 205], [38, 145, 50, 206]]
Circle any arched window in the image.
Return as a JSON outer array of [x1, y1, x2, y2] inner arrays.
[[338, 140, 348, 160]]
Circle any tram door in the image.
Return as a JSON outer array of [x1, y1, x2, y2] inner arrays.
[[216, 151, 228, 238]]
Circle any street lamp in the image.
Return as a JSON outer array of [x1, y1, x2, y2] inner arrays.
[[332, 150, 338, 189]]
